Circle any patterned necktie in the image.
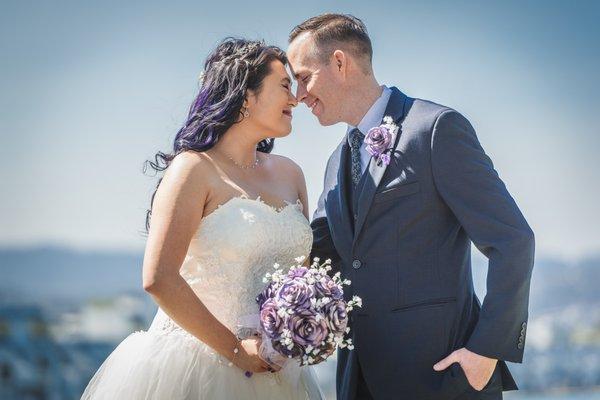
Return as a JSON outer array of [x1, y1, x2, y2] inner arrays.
[[349, 128, 365, 187]]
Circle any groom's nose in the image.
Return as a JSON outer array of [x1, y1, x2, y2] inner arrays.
[[295, 84, 308, 103]]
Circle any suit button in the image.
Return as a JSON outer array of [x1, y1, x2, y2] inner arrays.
[[352, 259, 362, 269], [354, 213, 358, 220]]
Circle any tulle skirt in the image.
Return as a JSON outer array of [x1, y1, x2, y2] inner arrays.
[[81, 325, 324, 399]]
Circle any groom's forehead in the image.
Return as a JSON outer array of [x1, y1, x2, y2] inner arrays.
[[287, 53, 315, 79], [285, 62, 303, 80], [287, 33, 316, 67]]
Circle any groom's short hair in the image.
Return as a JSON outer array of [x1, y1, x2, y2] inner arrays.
[[289, 14, 373, 70]]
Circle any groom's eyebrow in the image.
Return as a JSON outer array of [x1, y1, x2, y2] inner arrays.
[[282, 77, 291, 84]]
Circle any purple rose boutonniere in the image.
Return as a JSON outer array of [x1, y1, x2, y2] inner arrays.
[[364, 116, 398, 166]]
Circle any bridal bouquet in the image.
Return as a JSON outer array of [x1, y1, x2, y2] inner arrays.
[[255, 256, 362, 367]]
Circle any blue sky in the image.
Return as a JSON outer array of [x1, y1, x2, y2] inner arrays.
[[1, 1, 598, 259]]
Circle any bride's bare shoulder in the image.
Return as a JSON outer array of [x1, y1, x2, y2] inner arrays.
[[164, 150, 220, 185], [264, 153, 303, 176], [264, 153, 307, 195]]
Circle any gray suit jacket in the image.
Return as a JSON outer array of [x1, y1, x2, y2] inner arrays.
[[310, 87, 535, 400]]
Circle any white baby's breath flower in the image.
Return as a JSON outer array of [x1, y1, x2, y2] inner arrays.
[[277, 308, 288, 318], [295, 255, 306, 263]]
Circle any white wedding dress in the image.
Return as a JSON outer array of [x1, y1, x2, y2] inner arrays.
[[81, 195, 325, 399]]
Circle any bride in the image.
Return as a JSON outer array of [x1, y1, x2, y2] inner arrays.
[[81, 38, 324, 399]]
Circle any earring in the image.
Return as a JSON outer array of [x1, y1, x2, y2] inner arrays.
[[243, 108, 250, 118]]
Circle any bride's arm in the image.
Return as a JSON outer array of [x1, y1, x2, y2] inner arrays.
[[291, 159, 309, 222], [142, 152, 270, 372], [290, 160, 312, 268]]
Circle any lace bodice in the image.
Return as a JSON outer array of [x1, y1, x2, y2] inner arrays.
[[149, 195, 313, 339]]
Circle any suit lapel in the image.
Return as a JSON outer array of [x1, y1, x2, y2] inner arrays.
[[352, 87, 409, 245]]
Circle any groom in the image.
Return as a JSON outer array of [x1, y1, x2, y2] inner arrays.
[[287, 14, 535, 400]]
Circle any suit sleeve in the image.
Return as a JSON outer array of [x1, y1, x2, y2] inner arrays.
[[310, 154, 342, 275], [430, 109, 535, 363]]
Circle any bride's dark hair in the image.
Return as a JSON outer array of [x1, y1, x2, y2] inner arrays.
[[143, 38, 288, 231]]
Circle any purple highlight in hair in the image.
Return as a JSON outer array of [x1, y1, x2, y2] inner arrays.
[[143, 37, 287, 232]]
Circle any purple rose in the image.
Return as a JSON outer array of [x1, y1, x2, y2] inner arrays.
[[314, 276, 343, 300], [287, 308, 329, 347], [256, 282, 275, 307], [378, 152, 391, 166], [259, 299, 284, 339], [288, 266, 309, 278], [364, 126, 392, 157], [276, 278, 314, 309], [323, 300, 348, 334]]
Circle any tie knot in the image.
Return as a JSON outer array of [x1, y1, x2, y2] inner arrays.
[[350, 128, 364, 148]]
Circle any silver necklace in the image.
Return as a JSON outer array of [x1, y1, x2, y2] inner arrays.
[[226, 153, 261, 169]]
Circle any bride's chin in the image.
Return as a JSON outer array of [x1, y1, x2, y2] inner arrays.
[[272, 127, 292, 138]]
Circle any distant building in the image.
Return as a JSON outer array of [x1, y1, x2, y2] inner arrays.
[[0, 295, 152, 400]]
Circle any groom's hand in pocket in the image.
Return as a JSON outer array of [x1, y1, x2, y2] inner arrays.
[[433, 348, 497, 391]]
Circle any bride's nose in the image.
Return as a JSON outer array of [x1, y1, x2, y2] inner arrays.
[[289, 93, 298, 107]]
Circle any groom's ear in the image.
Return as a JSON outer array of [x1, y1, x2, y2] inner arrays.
[[332, 50, 347, 79]]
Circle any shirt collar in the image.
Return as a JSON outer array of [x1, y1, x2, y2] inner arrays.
[[346, 85, 392, 145]]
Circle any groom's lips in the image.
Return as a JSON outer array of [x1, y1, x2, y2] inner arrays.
[[309, 99, 320, 115], [282, 109, 293, 119]]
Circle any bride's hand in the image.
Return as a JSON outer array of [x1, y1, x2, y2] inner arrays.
[[234, 334, 274, 373]]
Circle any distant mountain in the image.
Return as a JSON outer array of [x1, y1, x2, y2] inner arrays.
[[471, 253, 600, 314], [1, 245, 599, 312], [0, 246, 144, 304]]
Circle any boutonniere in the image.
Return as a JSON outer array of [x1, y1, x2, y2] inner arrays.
[[364, 116, 398, 166]]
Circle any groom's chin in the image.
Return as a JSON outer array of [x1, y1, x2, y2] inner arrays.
[[316, 115, 338, 127]]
